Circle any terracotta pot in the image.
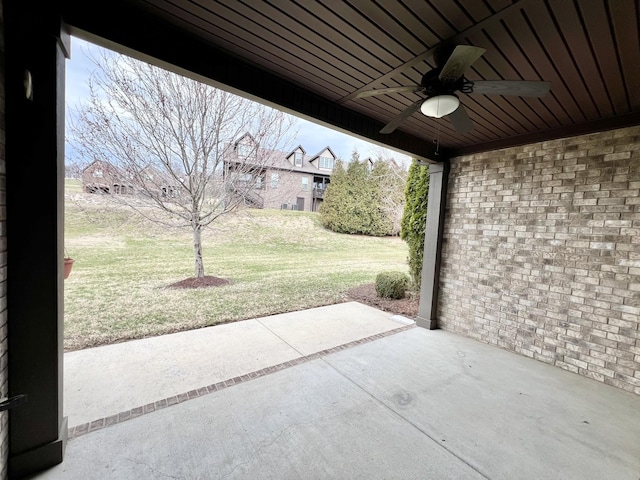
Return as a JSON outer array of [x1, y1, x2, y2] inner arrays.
[[64, 258, 75, 279]]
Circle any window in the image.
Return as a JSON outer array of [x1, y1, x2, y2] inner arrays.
[[319, 156, 334, 169], [271, 173, 279, 188], [301, 177, 309, 191], [294, 152, 303, 167], [93, 169, 104, 178]]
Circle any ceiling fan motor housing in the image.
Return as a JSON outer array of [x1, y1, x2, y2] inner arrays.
[[420, 69, 469, 96]]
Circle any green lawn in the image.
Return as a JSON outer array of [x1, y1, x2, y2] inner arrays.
[[65, 177, 83, 194], [64, 194, 410, 351]]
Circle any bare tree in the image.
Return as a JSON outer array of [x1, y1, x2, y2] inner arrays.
[[64, 158, 85, 179], [67, 46, 297, 278], [369, 145, 412, 171]]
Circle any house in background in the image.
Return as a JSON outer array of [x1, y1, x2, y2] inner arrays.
[[83, 136, 335, 210], [223, 133, 335, 212], [81, 160, 134, 194], [81, 160, 181, 198]]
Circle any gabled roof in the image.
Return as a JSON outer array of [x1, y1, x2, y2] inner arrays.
[[82, 159, 124, 175], [234, 132, 256, 146], [83, 159, 110, 170], [309, 146, 337, 162], [272, 150, 334, 175], [288, 145, 306, 156], [225, 138, 334, 176]]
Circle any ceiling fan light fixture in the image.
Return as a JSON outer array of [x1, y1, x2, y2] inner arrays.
[[420, 95, 460, 118]]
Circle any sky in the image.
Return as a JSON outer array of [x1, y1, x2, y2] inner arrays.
[[65, 36, 412, 166]]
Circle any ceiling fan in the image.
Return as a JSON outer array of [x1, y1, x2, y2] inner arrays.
[[356, 45, 551, 134]]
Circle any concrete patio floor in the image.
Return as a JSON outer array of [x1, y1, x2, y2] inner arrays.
[[31, 302, 640, 479]]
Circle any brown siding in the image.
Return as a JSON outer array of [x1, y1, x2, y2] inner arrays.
[[439, 126, 640, 395], [0, 1, 7, 476], [81, 161, 123, 193]]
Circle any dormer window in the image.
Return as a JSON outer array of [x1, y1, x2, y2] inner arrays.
[[237, 143, 252, 157], [294, 152, 303, 167], [319, 156, 334, 169]]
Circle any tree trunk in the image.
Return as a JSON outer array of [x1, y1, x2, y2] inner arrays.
[[193, 226, 205, 278]]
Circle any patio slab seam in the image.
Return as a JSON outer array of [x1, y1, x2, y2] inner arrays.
[[66, 322, 417, 440]]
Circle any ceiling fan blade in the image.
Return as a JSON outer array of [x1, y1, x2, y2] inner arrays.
[[438, 45, 486, 82], [355, 85, 425, 99], [447, 104, 474, 133], [471, 80, 551, 97], [380, 99, 424, 134]]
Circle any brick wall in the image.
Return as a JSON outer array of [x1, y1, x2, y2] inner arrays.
[[438, 126, 640, 395], [0, 1, 8, 476], [261, 169, 312, 211]]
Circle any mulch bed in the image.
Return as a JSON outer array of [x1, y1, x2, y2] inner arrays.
[[167, 276, 419, 318], [345, 283, 419, 318], [167, 276, 231, 289]]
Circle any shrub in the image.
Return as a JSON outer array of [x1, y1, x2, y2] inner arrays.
[[319, 152, 405, 237], [375, 271, 409, 299], [400, 160, 429, 289]]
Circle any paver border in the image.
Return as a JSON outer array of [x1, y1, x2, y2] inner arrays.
[[67, 323, 416, 440]]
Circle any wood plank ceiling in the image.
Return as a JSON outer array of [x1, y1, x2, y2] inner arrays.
[[62, 0, 640, 162]]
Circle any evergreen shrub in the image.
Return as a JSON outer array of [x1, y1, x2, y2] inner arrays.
[[400, 161, 429, 289], [375, 271, 409, 299]]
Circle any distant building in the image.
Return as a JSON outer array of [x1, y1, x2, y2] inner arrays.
[[82, 134, 339, 212], [81, 160, 181, 197], [81, 160, 134, 194], [223, 133, 336, 212]]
